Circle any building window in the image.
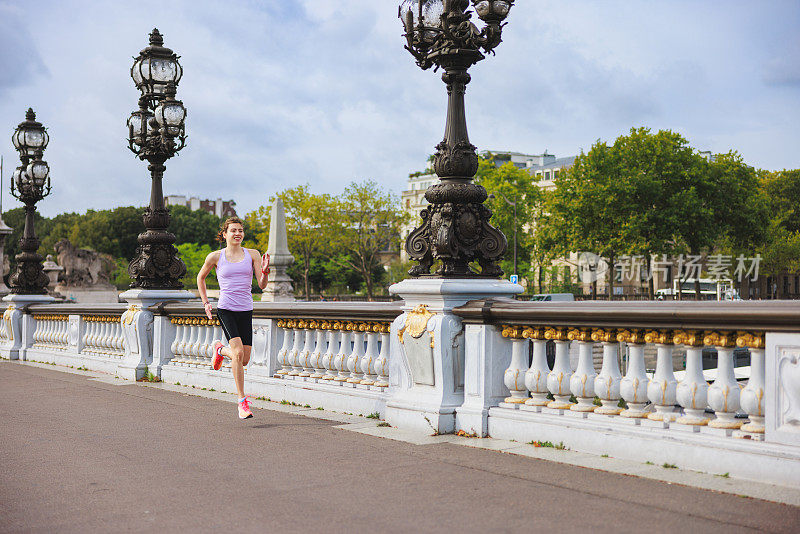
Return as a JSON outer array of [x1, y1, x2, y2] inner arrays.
[[554, 170, 559, 179], [406, 199, 411, 208], [544, 171, 550, 180]]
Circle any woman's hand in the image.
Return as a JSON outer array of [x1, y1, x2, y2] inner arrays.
[[261, 253, 270, 275], [203, 301, 213, 320]]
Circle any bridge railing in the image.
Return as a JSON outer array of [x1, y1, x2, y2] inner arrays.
[[1, 296, 798, 486], [451, 298, 800, 485]]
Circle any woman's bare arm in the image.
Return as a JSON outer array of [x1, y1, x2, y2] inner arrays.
[[197, 251, 220, 319], [250, 249, 269, 291]]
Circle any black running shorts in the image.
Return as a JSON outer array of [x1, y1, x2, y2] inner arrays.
[[216, 308, 253, 346]]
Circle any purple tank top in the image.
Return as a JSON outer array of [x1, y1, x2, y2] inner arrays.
[[216, 249, 254, 311]]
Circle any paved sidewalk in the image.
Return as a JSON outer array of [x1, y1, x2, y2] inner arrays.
[[1, 361, 798, 533]]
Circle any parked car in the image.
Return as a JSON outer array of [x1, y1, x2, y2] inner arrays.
[[530, 293, 575, 302]]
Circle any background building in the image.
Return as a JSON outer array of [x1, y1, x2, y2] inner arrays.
[[164, 195, 237, 218]]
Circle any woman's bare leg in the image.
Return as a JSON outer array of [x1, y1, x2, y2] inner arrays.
[[221, 338, 246, 398]]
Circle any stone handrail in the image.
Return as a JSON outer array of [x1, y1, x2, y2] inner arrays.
[[453, 298, 800, 331], [1, 295, 798, 486]]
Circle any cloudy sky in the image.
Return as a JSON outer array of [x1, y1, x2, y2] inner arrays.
[[0, 0, 798, 218]]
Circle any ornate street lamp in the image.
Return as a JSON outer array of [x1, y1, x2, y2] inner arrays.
[[126, 28, 187, 289], [400, 0, 513, 277], [8, 108, 51, 294]]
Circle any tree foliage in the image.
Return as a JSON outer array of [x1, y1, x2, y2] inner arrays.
[[544, 127, 768, 298], [474, 156, 542, 286]]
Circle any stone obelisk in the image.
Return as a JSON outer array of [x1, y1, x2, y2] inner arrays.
[[262, 198, 295, 302]]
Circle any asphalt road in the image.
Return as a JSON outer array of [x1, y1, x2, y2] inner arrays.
[[1, 361, 798, 533]]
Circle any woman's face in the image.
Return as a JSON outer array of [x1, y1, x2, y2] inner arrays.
[[224, 223, 244, 246]]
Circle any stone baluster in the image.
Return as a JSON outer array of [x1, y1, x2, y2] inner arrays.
[[593, 328, 623, 415], [568, 328, 596, 412], [93, 319, 103, 352], [334, 323, 354, 382], [347, 324, 365, 384], [32, 317, 41, 345], [193, 318, 206, 364], [646, 330, 678, 422], [360, 323, 380, 386], [83, 319, 94, 352], [200, 320, 214, 361], [374, 324, 390, 388], [546, 327, 574, 410], [39, 317, 48, 345], [40, 317, 49, 345], [61, 318, 68, 348], [675, 330, 710, 426], [311, 323, 328, 380], [176, 318, 191, 360], [189, 319, 205, 362], [108, 319, 116, 353], [169, 318, 185, 363], [47, 317, 55, 346], [502, 326, 529, 404], [619, 329, 650, 418], [39, 317, 49, 346], [103, 319, 114, 351], [706, 331, 742, 429], [299, 320, 317, 378], [275, 319, 293, 375], [738, 331, 766, 434], [109, 318, 119, 352], [322, 322, 341, 381], [54, 318, 62, 345], [57, 318, 65, 346], [184, 319, 200, 365], [102, 319, 111, 352], [288, 321, 305, 376], [523, 327, 550, 407]]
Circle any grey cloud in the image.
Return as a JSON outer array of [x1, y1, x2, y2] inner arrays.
[[0, 7, 49, 95]]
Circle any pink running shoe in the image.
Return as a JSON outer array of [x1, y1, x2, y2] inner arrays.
[[238, 397, 253, 419], [212, 340, 224, 371]]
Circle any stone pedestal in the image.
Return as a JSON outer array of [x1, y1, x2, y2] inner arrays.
[[118, 289, 194, 380], [261, 198, 295, 302], [386, 278, 522, 434], [1, 293, 56, 360]]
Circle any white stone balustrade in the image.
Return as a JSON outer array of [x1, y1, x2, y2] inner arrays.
[[81, 315, 124, 358], [4, 298, 799, 487], [168, 316, 221, 367], [32, 314, 70, 351], [492, 323, 773, 438]]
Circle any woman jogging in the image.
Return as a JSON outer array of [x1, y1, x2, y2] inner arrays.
[[197, 216, 269, 419]]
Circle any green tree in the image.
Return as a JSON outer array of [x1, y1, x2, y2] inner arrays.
[[176, 243, 217, 289], [474, 155, 543, 286], [168, 205, 221, 249], [547, 141, 629, 297], [756, 169, 800, 283], [332, 180, 406, 300], [275, 185, 337, 300]]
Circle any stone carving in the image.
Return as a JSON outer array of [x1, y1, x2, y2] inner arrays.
[[68, 316, 80, 347], [778, 349, 800, 428], [396, 306, 437, 386], [54, 239, 115, 289]]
